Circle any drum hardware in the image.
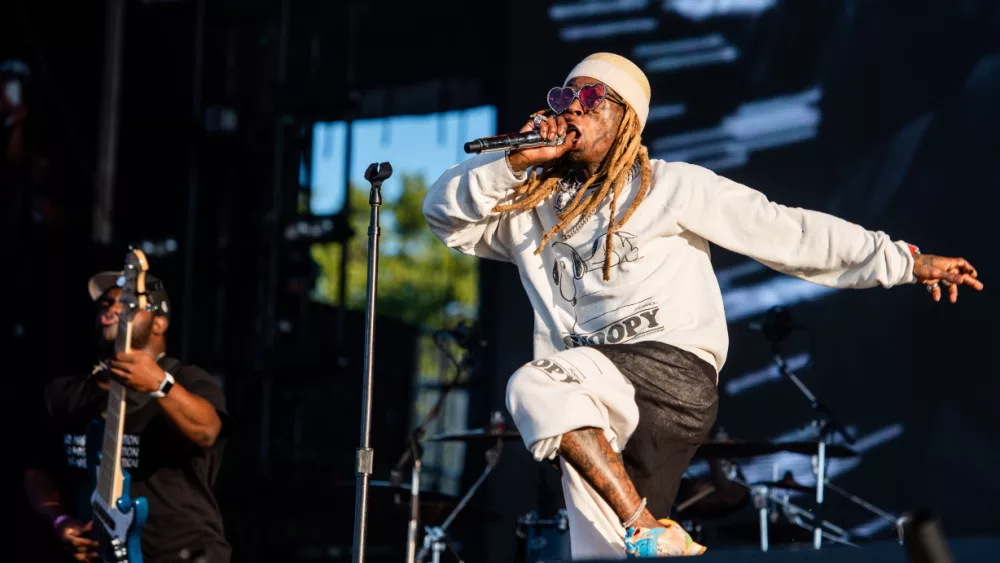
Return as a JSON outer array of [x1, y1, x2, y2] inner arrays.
[[758, 306, 858, 550], [339, 480, 459, 506], [693, 440, 857, 459], [728, 306, 904, 552], [738, 479, 857, 552], [674, 458, 749, 520], [752, 470, 814, 493], [389, 322, 477, 563], [675, 486, 717, 513], [427, 427, 521, 442], [815, 478, 905, 543], [515, 509, 570, 563], [775, 490, 857, 548], [415, 411, 506, 563], [750, 484, 772, 552]]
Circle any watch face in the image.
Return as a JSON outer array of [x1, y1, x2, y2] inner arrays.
[[158, 373, 175, 396]]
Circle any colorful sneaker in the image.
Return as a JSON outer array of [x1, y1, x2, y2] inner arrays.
[[624, 519, 706, 557]]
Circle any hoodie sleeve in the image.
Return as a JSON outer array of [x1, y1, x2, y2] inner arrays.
[[668, 163, 916, 288], [422, 152, 528, 263]]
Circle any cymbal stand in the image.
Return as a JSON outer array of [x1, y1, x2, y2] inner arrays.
[[735, 474, 857, 551], [771, 344, 855, 550], [391, 330, 471, 563], [774, 492, 858, 548], [416, 437, 503, 563], [749, 484, 771, 552], [821, 479, 905, 543]]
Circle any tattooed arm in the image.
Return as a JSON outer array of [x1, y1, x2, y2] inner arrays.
[[559, 427, 661, 529]]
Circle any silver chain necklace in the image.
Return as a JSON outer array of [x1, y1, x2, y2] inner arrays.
[[554, 159, 641, 240]]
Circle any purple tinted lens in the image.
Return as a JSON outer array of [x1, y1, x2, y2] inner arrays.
[[547, 87, 576, 114]]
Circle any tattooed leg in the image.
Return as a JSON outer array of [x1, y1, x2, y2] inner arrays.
[[558, 427, 660, 529]]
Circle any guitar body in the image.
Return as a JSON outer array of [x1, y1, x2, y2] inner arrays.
[[87, 248, 153, 563], [87, 420, 149, 563]]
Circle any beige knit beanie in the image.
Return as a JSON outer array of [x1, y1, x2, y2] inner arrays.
[[564, 53, 651, 132]]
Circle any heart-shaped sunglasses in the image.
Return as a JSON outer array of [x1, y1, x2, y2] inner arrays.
[[547, 83, 608, 115]]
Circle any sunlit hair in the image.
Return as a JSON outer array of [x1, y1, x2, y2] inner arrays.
[[492, 97, 652, 281]]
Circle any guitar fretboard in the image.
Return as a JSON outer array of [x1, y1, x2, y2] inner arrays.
[[96, 380, 128, 505], [96, 315, 133, 506]]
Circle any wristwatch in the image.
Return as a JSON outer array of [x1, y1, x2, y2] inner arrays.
[[151, 371, 175, 398]]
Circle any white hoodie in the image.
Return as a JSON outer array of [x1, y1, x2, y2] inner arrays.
[[423, 152, 915, 373]]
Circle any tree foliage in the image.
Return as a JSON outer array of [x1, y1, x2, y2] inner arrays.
[[310, 174, 478, 331]]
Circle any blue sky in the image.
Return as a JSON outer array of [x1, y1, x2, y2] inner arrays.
[[308, 106, 497, 214]]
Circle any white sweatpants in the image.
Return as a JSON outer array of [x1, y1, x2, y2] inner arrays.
[[506, 347, 641, 560]]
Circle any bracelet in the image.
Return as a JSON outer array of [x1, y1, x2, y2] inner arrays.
[[622, 497, 647, 529], [52, 514, 71, 531]]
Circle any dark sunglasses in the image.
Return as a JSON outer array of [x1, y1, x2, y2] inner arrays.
[[547, 83, 608, 115]]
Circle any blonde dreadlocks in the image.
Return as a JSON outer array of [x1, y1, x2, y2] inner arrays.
[[492, 105, 653, 281]]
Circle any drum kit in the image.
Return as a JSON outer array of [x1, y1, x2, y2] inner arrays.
[[350, 420, 902, 563], [345, 285, 901, 560], [371, 372, 902, 557]]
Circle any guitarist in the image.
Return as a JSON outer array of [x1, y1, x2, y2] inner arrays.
[[24, 271, 232, 563]]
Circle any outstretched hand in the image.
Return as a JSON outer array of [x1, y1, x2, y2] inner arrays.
[[912, 254, 983, 303]]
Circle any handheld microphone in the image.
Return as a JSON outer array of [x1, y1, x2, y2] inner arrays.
[[464, 131, 564, 154]]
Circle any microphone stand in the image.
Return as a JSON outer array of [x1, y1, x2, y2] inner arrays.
[[769, 337, 855, 551], [351, 161, 392, 563]]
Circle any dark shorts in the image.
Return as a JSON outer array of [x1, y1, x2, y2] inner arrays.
[[591, 341, 719, 518]]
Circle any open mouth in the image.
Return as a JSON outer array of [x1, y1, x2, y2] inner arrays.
[[100, 311, 118, 327], [567, 124, 582, 147]]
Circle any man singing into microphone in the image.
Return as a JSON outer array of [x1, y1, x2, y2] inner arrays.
[[422, 53, 982, 558]]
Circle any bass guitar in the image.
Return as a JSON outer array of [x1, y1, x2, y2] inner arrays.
[[86, 248, 151, 563]]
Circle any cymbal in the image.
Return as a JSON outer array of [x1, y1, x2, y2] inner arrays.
[[427, 427, 521, 442], [693, 440, 857, 459]]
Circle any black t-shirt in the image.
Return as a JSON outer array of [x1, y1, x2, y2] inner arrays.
[[28, 357, 232, 563]]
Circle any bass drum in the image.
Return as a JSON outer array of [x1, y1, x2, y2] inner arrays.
[[515, 509, 571, 563]]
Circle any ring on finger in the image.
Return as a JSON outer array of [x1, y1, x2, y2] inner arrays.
[[533, 114, 548, 127], [926, 282, 940, 293], [940, 279, 952, 287]]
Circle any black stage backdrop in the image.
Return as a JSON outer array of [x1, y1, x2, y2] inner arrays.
[[470, 2, 1000, 562]]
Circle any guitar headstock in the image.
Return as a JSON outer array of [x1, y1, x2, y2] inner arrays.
[[116, 248, 150, 355]]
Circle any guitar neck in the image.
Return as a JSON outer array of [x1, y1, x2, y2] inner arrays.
[[96, 379, 129, 506]]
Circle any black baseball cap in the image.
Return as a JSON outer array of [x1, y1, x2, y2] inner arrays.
[[87, 271, 171, 318]]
